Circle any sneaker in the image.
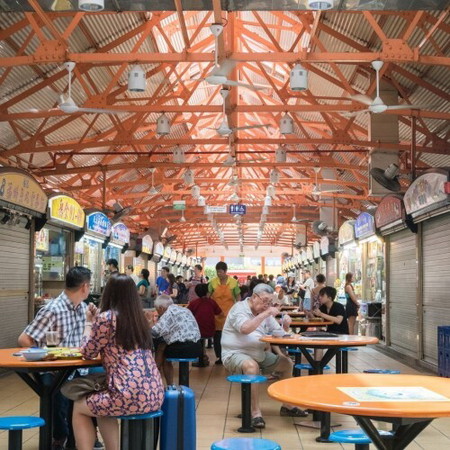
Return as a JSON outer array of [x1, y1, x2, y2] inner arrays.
[[251, 416, 266, 429], [280, 406, 308, 417], [93, 439, 104, 449]]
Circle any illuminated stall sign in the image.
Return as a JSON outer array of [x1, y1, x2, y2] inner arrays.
[[375, 195, 406, 230], [110, 223, 130, 246], [354, 212, 376, 240], [306, 246, 313, 263], [141, 235, 153, 255], [152, 242, 164, 262], [181, 254, 188, 267], [404, 170, 449, 218], [0, 167, 47, 214], [170, 249, 178, 264], [49, 195, 85, 229], [338, 220, 356, 247], [175, 252, 183, 266], [320, 236, 330, 255], [301, 251, 308, 265], [313, 242, 321, 260], [162, 246, 171, 262], [86, 212, 111, 238]]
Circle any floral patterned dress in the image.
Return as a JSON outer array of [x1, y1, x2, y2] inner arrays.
[[80, 311, 164, 417]]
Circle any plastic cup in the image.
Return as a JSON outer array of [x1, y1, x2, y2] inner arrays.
[[46, 331, 59, 348]]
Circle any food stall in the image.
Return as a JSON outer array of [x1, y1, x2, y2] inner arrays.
[[75, 211, 111, 294], [104, 222, 130, 273], [320, 236, 337, 286], [0, 168, 47, 344], [337, 220, 362, 297], [35, 195, 85, 303]]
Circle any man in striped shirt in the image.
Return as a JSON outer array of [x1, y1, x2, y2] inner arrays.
[[18, 266, 91, 450]]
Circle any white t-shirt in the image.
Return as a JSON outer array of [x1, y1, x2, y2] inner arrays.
[[221, 299, 281, 364], [302, 277, 315, 311]]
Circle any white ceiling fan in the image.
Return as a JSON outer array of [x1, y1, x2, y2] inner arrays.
[[311, 168, 344, 198], [347, 61, 428, 117], [30, 62, 125, 115], [208, 89, 270, 136], [291, 205, 310, 223], [196, 24, 270, 91]]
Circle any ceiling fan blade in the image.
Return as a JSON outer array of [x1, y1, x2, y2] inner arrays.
[[385, 104, 430, 111], [211, 59, 235, 77], [77, 107, 126, 115], [342, 110, 369, 117], [223, 80, 267, 91], [349, 94, 373, 106], [233, 124, 270, 131]]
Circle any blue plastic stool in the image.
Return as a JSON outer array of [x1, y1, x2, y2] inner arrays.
[[119, 410, 163, 450], [294, 363, 330, 376], [363, 369, 401, 374], [337, 347, 358, 373], [166, 357, 198, 387], [227, 374, 267, 433], [328, 429, 393, 450], [288, 348, 312, 376], [0, 416, 45, 450], [211, 437, 281, 450]]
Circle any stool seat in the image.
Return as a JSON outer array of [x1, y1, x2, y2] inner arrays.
[[227, 374, 267, 384], [119, 410, 163, 420], [363, 369, 400, 374], [166, 357, 199, 362], [211, 437, 281, 450], [294, 363, 330, 371], [329, 429, 392, 444], [340, 347, 359, 352], [0, 416, 45, 431]]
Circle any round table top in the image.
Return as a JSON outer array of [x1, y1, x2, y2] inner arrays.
[[268, 373, 450, 418], [288, 320, 333, 327], [0, 348, 101, 369], [260, 334, 379, 347]]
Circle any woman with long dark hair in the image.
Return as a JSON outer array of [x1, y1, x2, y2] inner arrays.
[[345, 272, 359, 335], [73, 274, 164, 450], [166, 273, 179, 302]]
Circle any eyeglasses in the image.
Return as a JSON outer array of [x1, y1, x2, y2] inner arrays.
[[254, 293, 272, 306]]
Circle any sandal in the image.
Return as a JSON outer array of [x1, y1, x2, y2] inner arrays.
[[251, 416, 266, 428]]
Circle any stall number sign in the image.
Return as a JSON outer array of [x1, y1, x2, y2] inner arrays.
[[229, 204, 246, 215]]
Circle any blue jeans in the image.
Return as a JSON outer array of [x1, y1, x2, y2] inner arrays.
[[39, 373, 69, 441]]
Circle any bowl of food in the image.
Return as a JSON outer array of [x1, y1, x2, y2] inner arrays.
[[22, 348, 48, 362], [272, 329, 286, 337]]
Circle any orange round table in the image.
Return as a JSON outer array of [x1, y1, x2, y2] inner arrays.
[[269, 373, 450, 450], [287, 320, 333, 331], [0, 348, 101, 450]]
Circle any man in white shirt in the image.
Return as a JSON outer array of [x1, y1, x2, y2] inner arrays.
[[300, 270, 315, 312], [221, 283, 308, 429]]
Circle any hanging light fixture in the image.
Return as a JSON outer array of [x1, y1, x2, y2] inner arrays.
[[180, 210, 186, 222], [262, 205, 269, 215], [172, 145, 185, 164], [156, 113, 171, 135], [128, 65, 146, 92], [280, 113, 294, 135], [264, 195, 272, 207], [270, 169, 280, 184], [290, 63, 308, 91], [275, 146, 287, 163], [183, 169, 194, 186], [308, 0, 334, 9], [266, 184, 276, 198], [51, 0, 73, 10], [79, 0, 104, 11], [197, 196, 206, 207], [191, 185, 201, 199]]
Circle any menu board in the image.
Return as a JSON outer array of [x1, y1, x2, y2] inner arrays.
[[354, 212, 376, 239], [110, 223, 130, 246], [49, 195, 85, 229], [338, 220, 356, 246], [141, 235, 153, 254], [35, 228, 49, 252], [0, 168, 47, 214], [86, 212, 111, 237], [42, 256, 64, 279]]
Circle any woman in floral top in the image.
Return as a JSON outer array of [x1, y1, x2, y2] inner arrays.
[[73, 274, 164, 450]]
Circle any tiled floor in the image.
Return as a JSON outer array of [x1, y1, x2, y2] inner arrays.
[[1, 345, 450, 449]]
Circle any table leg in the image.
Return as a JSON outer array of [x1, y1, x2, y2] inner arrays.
[[16, 369, 73, 450], [354, 416, 433, 450], [335, 351, 342, 374]]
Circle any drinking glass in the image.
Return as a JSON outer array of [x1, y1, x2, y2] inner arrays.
[[45, 330, 60, 348]]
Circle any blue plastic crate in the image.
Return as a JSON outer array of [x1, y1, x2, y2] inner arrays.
[[438, 326, 450, 349]]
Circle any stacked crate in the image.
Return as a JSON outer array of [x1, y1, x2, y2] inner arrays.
[[438, 326, 450, 377]]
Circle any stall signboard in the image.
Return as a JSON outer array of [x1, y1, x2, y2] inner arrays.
[[110, 223, 130, 246], [313, 241, 321, 259], [170, 249, 178, 264], [301, 251, 308, 264], [153, 242, 164, 258], [229, 204, 246, 215], [306, 246, 313, 263], [74, 241, 84, 254], [141, 235, 153, 255], [320, 236, 330, 255], [354, 212, 376, 240], [338, 220, 356, 246], [35, 228, 49, 252], [375, 194, 406, 229], [176, 252, 183, 265], [0, 168, 47, 214], [404, 171, 449, 218], [86, 212, 111, 237], [49, 195, 85, 229], [205, 205, 227, 214], [181, 254, 188, 267], [163, 246, 171, 261]]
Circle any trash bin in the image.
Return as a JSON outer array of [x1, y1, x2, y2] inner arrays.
[[366, 318, 381, 339]]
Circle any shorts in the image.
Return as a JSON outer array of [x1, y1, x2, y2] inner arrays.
[[224, 352, 280, 375]]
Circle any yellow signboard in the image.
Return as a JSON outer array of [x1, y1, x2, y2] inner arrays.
[[49, 195, 85, 229], [0, 168, 47, 214]]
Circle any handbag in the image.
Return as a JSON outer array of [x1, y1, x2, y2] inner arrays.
[[61, 372, 107, 401]]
